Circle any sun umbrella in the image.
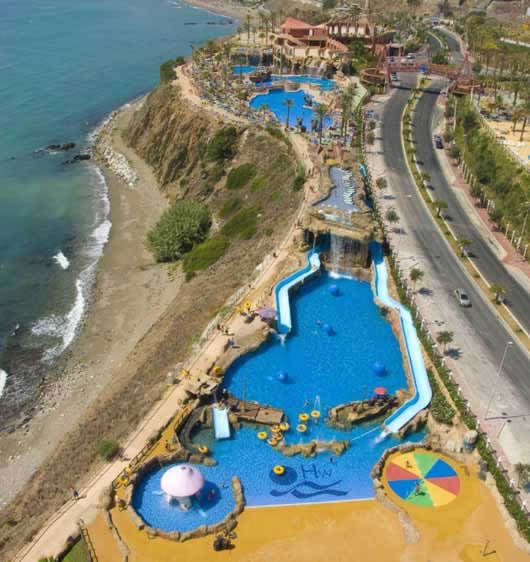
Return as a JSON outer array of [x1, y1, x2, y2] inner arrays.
[[374, 387, 388, 396], [257, 307, 276, 319], [161, 465, 204, 498]]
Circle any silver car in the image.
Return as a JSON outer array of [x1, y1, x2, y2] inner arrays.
[[455, 289, 471, 307]]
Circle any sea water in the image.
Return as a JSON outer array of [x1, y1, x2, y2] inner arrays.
[[0, 0, 236, 425]]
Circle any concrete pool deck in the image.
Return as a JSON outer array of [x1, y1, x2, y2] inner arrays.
[[88, 455, 529, 562]]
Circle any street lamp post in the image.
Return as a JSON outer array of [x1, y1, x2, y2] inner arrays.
[[484, 341, 513, 420]]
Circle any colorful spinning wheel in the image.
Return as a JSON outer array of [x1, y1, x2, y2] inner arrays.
[[384, 450, 461, 507]]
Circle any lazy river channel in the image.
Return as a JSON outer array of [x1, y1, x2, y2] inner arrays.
[[133, 265, 425, 532]]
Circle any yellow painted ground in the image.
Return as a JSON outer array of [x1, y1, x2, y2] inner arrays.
[[92, 453, 530, 562], [86, 512, 122, 562]]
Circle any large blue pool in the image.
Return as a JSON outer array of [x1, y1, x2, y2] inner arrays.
[[132, 271, 424, 531], [250, 89, 332, 130], [232, 66, 336, 92]]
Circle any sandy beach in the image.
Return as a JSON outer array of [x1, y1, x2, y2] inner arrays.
[[184, 0, 246, 19], [0, 101, 180, 509]]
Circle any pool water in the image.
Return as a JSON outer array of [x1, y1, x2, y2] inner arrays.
[[132, 272, 425, 531], [233, 65, 261, 74], [231, 66, 336, 91], [132, 464, 235, 533], [250, 89, 332, 130], [271, 75, 336, 91]]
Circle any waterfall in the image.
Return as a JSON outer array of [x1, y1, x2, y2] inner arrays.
[[330, 234, 346, 275]]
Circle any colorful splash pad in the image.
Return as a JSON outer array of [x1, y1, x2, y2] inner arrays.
[[384, 450, 461, 507]]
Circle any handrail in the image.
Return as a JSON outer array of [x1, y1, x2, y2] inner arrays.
[[79, 521, 99, 562]]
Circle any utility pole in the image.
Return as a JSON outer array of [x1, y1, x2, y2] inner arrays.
[[485, 341, 513, 420]]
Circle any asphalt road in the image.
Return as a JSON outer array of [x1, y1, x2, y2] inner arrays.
[[413, 84, 530, 333], [382, 74, 530, 408]]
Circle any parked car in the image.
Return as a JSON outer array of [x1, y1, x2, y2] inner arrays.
[[406, 53, 415, 60], [434, 134, 444, 149], [455, 289, 471, 307], [391, 72, 398, 81]]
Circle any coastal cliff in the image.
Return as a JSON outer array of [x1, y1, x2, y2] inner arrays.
[[0, 84, 303, 560]]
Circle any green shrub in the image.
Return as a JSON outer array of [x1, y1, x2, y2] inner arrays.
[[160, 60, 176, 83], [292, 172, 306, 192], [226, 163, 257, 190], [221, 207, 259, 240], [182, 237, 230, 273], [147, 200, 211, 262], [265, 125, 291, 147], [209, 163, 225, 183], [207, 127, 238, 162], [97, 439, 119, 462], [250, 176, 266, 191], [220, 196, 242, 218], [175, 56, 186, 66]]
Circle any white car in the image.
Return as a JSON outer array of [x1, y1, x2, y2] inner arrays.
[[455, 289, 471, 307]]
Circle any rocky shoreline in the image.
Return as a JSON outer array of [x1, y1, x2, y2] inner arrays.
[[92, 103, 142, 187]]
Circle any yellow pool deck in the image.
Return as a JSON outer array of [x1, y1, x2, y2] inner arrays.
[[86, 453, 530, 562]]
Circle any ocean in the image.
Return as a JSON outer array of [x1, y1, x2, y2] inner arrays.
[[0, 0, 235, 426]]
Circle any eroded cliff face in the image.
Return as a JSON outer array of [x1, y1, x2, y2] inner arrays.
[[124, 82, 302, 242], [126, 84, 213, 194]]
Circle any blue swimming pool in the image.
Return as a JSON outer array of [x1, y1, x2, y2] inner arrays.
[[231, 67, 336, 92], [132, 271, 425, 531], [133, 463, 236, 533], [271, 75, 336, 91], [233, 64, 261, 74], [250, 89, 332, 130]]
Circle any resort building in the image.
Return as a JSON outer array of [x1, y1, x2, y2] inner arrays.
[[273, 17, 349, 69], [327, 15, 375, 40]]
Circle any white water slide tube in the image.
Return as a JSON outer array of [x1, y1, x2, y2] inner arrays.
[[371, 242, 432, 435], [213, 406, 231, 439], [274, 249, 321, 334]]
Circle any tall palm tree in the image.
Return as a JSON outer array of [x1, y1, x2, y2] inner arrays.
[[436, 331, 453, 354], [457, 238, 472, 257], [284, 98, 294, 129], [349, 3, 361, 37], [315, 103, 329, 144], [518, 92, 530, 142], [409, 267, 424, 291]]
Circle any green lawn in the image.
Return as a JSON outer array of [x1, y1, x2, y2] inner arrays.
[[61, 541, 87, 562]]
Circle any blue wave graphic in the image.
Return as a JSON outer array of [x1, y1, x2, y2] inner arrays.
[[270, 479, 348, 498]]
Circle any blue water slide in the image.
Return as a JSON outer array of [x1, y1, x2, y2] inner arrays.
[[274, 249, 321, 334], [212, 406, 231, 439], [370, 242, 432, 435]]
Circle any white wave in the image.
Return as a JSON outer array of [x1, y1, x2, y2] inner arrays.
[[168, 0, 181, 6], [0, 369, 7, 400], [31, 162, 112, 361], [53, 251, 70, 270]]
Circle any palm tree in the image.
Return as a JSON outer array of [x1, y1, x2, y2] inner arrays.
[[512, 106, 524, 133], [406, 0, 422, 17], [457, 238, 472, 257], [315, 103, 329, 144], [284, 98, 294, 129], [518, 93, 530, 142], [245, 11, 252, 44], [349, 3, 361, 37], [385, 209, 400, 232], [409, 267, 424, 291], [514, 463, 530, 488], [436, 330, 454, 354], [434, 200, 448, 218], [376, 177, 388, 189], [490, 283, 507, 304]]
